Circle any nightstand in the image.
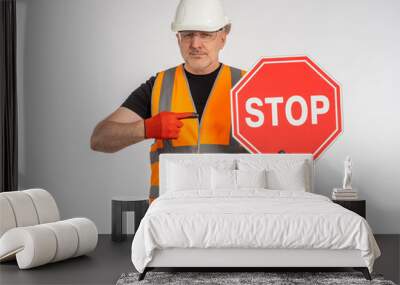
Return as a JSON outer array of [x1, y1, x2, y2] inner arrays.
[[332, 199, 366, 219], [112, 196, 149, 242]]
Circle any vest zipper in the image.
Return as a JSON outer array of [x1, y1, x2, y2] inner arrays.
[[182, 63, 225, 154]]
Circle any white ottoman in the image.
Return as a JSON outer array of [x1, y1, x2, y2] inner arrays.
[[0, 189, 98, 269]]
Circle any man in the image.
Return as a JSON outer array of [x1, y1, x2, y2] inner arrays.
[[90, 0, 247, 204]]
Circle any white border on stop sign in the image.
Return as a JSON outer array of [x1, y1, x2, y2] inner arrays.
[[229, 54, 344, 160]]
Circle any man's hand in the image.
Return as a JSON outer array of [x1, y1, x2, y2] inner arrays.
[[144, 111, 198, 139]]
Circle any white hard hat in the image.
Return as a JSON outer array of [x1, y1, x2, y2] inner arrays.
[[171, 0, 231, 32]]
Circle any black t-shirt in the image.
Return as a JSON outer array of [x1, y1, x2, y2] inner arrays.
[[121, 64, 222, 120]]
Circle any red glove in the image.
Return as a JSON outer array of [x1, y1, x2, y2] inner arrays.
[[144, 112, 198, 139]]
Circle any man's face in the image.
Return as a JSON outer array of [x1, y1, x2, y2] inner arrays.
[[176, 29, 227, 74]]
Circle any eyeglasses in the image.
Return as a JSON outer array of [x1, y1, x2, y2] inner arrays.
[[178, 29, 223, 43]]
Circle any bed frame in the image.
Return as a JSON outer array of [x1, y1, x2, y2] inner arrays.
[[140, 248, 371, 280], [138, 154, 372, 281]]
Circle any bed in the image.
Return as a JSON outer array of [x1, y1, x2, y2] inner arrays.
[[131, 153, 381, 281]]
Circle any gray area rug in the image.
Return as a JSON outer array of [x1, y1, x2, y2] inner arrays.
[[116, 271, 396, 285]]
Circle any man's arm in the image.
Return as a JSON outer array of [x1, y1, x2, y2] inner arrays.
[[90, 107, 145, 153]]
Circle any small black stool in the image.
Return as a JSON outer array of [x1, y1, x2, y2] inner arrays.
[[111, 196, 149, 242]]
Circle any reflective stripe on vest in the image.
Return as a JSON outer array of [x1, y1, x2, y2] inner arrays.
[[149, 64, 246, 198]]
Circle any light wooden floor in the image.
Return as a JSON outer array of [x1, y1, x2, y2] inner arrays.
[[0, 234, 398, 285]]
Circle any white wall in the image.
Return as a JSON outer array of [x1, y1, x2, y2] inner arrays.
[[17, 0, 400, 234]]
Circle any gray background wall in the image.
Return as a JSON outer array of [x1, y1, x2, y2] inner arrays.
[[16, 0, 400, 234]]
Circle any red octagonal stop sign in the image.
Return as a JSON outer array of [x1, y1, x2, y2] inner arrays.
[[231, 56, 342, 159]]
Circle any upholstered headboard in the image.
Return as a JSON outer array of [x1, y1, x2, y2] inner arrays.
[[159, 153, 314, 195]]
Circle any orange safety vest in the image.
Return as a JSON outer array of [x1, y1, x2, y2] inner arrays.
[[149, 63, 247, 199]]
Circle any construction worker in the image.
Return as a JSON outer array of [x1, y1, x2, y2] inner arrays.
[[90, 0, 247, 204]]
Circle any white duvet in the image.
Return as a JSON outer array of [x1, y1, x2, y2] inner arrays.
[[131, 190, 381, 273]]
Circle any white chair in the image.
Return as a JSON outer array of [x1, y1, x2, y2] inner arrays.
[[0, 188, 98, 269]]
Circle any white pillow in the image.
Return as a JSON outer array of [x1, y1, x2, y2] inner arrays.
[[211, 168, 236, 190], [166, 162, 212, 191], [236, 169, 268, 189], [266, 162, 307, 191], [211, 168, 268, 190], [238, 159, 309, 191]]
